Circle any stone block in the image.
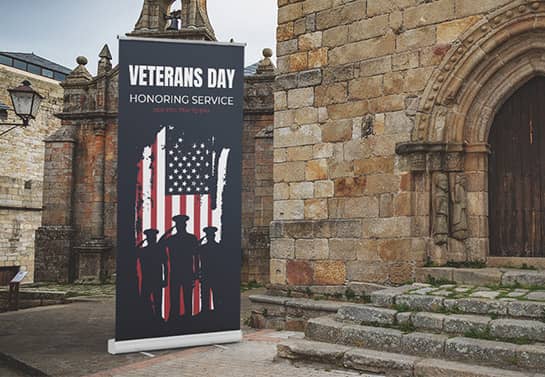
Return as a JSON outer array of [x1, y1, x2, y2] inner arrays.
[[517, 344, 545, 370], [354, 157, 394, 175], [489, 319, 545, 342], [277, 339, 349, 365], [295, 238, 329, 260], [287, 87, 314, 109], [347, 261, 389, 284], [298, 31, 322, 51], [294, 107, 319, 126], [304, 199, 328, 219], [443, 315, 491, 335], [343, 348, 416, 376], [308, 48, 328, 68], [395, 294, 444, 312], [403, 0, 454, 29], [313, 260, 346, 285], [337, 305, 396, 325], [348, 75, 383, 100], [314, 180, 334, 198], [286, 259, 314, 285], [315, 83, 348, 107], [452, 269, 502, 286], [367, 0, 414, 17], [392, 51, 419, 71], [305, 159, 328, 181], [334, 177, 366, 197], [348, 14, 389, 42], [451, 298, 508, 316], [270, 259, 287, 285], [270, 239, 295, 259], [274, 124, 321, 148], [502, 270, 545, 288], [340, 324, 403, 351], [454, 0, 511, 18], [412, 312, 446, 332], [305, 316, 344, 343], [445, 337, 517, 367], [437, 16, 481, 44], [359, 56, 392, 77], [323, 25, 348, 47], [289, 182, 314, 199], [322, 119, 352, 143], [327, 100, 369, 120], [396, 26, 436, 52], [365, 174, 400, 194], [274, 200, 304, 220], [415, 358, 527, 377], [329, 33, 396, 66], [401, 332, 447, 358], [278, 3, 303, 24], [329, 238, 361, 261]]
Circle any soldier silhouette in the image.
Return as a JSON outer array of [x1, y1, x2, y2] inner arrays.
[[137, 229, 167, 318], [161, 215, 198, 319], [199, 226, 221, 313]]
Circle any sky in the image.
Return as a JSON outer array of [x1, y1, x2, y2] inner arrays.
[[0, 0, 277, 75]]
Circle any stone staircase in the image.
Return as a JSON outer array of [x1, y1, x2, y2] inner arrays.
[[276, 281, 545, 376]]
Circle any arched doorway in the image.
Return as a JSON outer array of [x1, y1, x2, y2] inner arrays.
[[489, 77, 545, 257]]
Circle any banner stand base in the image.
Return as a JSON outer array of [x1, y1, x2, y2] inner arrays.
[[108, 330, 242, 355]]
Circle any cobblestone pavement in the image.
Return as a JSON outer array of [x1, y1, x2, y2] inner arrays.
[[86, 331, 381, 377]]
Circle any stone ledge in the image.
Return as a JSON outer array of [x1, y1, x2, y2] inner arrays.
[[417, 267, 545, 288]]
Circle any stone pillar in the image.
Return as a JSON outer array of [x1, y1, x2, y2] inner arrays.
[[34, 125, 77, 282]]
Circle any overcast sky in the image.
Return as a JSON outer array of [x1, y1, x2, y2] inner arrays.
[[0, 0, 277, 74]]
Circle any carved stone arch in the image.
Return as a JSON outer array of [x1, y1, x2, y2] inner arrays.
[[414, 0, 545, 145]]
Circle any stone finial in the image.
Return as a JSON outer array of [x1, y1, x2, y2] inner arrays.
[[65, 56, 92, 83], [256, 48, 276, 75], [134, 0, 172, 32], [97, 44, 113, 76]]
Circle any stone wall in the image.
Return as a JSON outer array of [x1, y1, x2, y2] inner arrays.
[[271, 0, 523, 285], [0, 65, 64, 283]]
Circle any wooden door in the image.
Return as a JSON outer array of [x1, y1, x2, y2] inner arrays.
[[489, 76, 545, 257]]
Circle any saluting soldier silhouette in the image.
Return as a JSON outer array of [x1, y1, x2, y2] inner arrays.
[[137, 229, 167, 318], [161, 215, 198, 319], [198, 226, 221, 313]]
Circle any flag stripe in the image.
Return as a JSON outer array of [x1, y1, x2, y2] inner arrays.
[[136, 160, 143, 244], [151, 141, 158, 231]]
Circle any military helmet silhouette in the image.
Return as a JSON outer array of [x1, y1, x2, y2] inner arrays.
[[203, 226, 218, 235], [172, 214, 190, 224], [143, 229, 159, 237]]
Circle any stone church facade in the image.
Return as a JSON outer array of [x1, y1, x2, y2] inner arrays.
[[270, 0, 545, 287], [35, 0, 275, 283]]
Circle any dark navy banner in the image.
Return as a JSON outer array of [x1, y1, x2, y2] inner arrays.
[[112, 38, 244, 352]]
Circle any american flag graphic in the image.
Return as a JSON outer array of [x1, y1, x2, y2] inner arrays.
[[135, 126, 230, 321]]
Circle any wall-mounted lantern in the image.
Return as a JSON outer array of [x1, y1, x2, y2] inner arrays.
[[0, 80, 43, 137]]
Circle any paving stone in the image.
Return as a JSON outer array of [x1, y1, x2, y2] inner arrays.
[[517, 344, 545, 370], [336, 305, 396, 325], [451, 269, 502, 286], [506, 291, 528, 298], [395, 294, 444, 312], [470, 291, 500, 299], [401, 332, 446, 358], [339, 324, 402, 352], [489, 319, 545, 342], [413, 287, 438, 295], [439, 284, 456, 289], [414, 358, 535, 377], [502, 271, 545, 287], [433, 290, 453, 297], [507, 300, 545, 319], [445, 337, 518, 367], [305, 316, 343, 343], [449, 298, 508, 316], [454, 287, 472, 293], [343, 348, 417, 377], [443, 314, 491, 335], [412, 312, 445, 332], [527, 291, 545, 301]]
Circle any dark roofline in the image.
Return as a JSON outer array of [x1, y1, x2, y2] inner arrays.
[[0, 52, 71, 75]]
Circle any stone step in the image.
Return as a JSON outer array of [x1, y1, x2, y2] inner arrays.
[[417, 267, 545, 287], [370, 286, 545, 320], [336, 304, 545, 343], [277, 338, 544, 377], [305, 316, 545, 372]]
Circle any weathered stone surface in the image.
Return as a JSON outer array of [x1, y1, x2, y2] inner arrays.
[[527, 291, 545, 301], [401, 332, 447, 358], [395, 294, 444, 312], [517, 344, 545, 370], [286, 260, 313, 285], [412, 312, 446, 332], [304, 316, 344, 343], [415, 358, 532, 377], [502, 270, 545, 288], [445, 337, 517, 367], [340, 324, 402, 351], [295, 238, 329, 260], [277, 339, 349, 365], [507, 300, 545, 319], [371, 285, 413, 306], [489, 319, 545, 342], [443, 315, 491, 335], [343, 348, 416, 376], [313, 261, 346, 285], [451, 269, 502, 286], [336, 305, 396, 325], [449, 298, 508, 316]]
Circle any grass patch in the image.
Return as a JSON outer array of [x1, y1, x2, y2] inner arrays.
[[392, 303, 412, 312], [444, 260, 486, 269]]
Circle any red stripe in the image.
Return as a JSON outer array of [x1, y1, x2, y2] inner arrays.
[[151, 141, 158, 230], [194, 196, 200, 239], [136, 160, 143, 244], [208, 194, 212, 226]]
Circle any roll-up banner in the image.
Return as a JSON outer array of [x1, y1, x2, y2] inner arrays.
[[109, 37, 244, 354]]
